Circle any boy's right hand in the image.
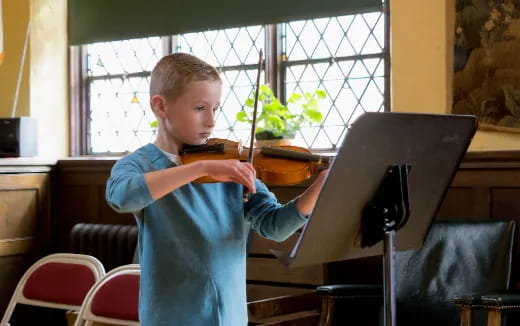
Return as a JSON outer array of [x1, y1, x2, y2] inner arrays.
[[203, 160, 257, 194]]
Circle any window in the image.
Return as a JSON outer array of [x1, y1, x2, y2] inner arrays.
[[175, 26, 266, 145], [283, 13, 385, 149], [85, 37, 164, 153], [76, 11, 385, 154]]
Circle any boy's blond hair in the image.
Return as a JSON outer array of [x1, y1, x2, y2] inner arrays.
[[150, 53, 221, 101]]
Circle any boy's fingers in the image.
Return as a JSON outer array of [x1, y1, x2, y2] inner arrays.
[[248, 180, 256, 193], [238, 165, 256, 194], [216, 160, 256, 194], [230, 173, 255, 194], [245, 165, 256, 193], [245, 162, 256, 178]]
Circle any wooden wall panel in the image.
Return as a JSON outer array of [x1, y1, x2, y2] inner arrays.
[[6, 152, 520, 318], [249, 233, 300, 256], [0, 189, 37, 237], [247, 257, 324, 285], [0, 173, 50, 256], [0, 189, 38, 256], [55, 159, 134, 251], [437, 187, 490, 220], [0, 161, 54, 320], [97, 184, 134, 225], [491, 188, 520, 220], [52, 152, 520, 297]]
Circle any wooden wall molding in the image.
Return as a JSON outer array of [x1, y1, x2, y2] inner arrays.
[[47, 150, 520, 296]]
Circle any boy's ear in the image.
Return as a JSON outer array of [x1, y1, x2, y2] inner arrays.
[[151, 95, 167, 118]]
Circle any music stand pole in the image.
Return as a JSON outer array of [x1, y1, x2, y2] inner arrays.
[[384, 231, 396, 326], [360, 164, 410, 326]]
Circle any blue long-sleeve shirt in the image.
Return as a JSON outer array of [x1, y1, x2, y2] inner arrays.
[[106, 143, 307, 326]]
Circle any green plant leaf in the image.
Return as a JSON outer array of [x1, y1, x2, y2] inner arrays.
[[245, 98, 255, 108], [305, 109, 323, 122], [237, 84, 326, 138], [304, 97, 319, 111], [287, 93, 302, 103], [265, 115, 285, 132], [260, 84, 274, 96], [263, 103, 279, 114], [236, 111, 250, 122], [315, 89, 327, 99]]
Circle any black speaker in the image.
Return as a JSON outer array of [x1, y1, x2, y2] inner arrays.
[[0, 117, 38, 157]]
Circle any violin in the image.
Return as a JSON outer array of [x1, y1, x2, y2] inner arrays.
[[181, 138, 331, 186], [180, 48, 331, 187]]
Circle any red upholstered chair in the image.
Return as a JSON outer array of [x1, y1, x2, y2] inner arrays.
[[1, 253, 105, 326], [74, 264, 140, 326]]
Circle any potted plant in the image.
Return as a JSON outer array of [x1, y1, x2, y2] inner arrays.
[[236, 84, 326, 146]]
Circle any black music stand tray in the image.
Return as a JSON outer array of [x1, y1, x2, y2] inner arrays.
[[272, 112, 477, 326]]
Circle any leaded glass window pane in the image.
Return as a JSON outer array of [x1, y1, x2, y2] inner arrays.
[[176, 26, 265, 144], [89, 76, 156, 153], [86, 37, 163, 153], [283, 12, 385, 150], [83, 12, 386, 154], [87, 37, 163, 77]]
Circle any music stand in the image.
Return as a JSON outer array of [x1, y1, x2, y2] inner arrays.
[[272, 112, 477, 326]]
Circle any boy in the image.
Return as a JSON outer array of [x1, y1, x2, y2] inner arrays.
[[106, 53, 328, 325]]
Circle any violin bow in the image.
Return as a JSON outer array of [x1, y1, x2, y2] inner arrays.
[[241, 49, 262, 201], [248, 48, 263, 164]]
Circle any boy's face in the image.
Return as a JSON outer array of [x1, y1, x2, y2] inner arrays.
[[156, 80, 222, 146]]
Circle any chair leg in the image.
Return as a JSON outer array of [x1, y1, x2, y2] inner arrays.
[[487, 309, 502, 326], [319, 297, 335, 326], [0, 298, 18, 326], [459, 306, 472, 326]]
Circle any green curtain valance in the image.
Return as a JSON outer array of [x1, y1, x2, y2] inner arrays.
[[69, 0, 382, 45]]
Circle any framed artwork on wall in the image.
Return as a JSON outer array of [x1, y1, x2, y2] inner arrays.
[[453, 0, 520, 132]]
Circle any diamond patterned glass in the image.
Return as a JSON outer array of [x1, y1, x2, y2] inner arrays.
[[283, 12, 385, 149], [176, 26, 265, 144], [84, 11, 385, 153], [89, 76, 157, 153], [87, 37, 163, 77], [86, 37, 163, 153]]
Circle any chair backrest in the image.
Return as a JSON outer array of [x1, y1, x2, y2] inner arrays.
[[74, 264, 140, 326], [396, 219, 516, 326], [1, 253, 105, 326]]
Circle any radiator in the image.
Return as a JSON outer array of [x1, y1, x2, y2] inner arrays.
[[70, 223, 138, 271]]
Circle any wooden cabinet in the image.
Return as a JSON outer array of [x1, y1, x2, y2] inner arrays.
[[0, 173, 51, 255], [0, 158, 55, 317]]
